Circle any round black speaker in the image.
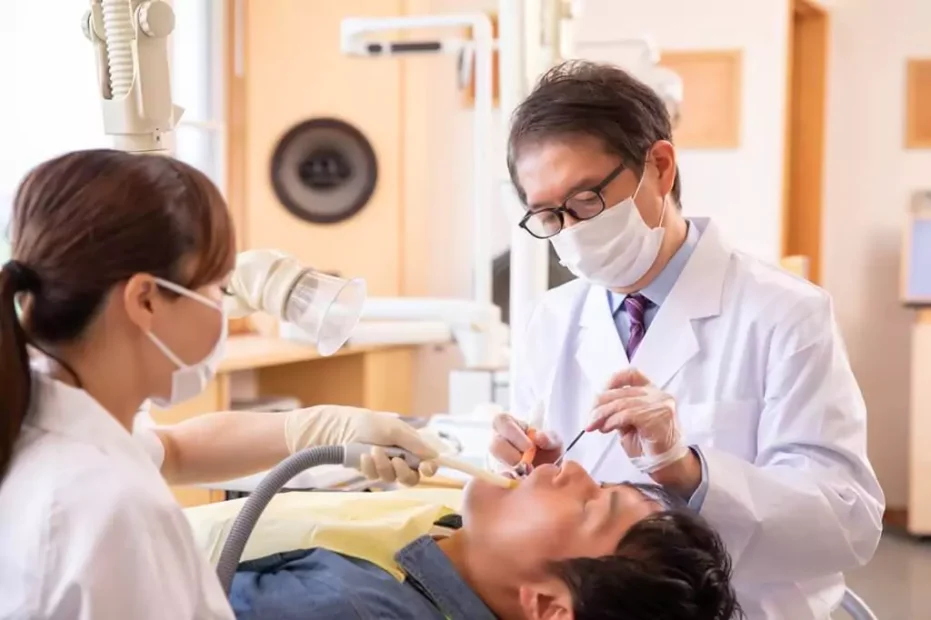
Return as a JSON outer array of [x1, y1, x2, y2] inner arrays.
[[270, 118, 378, 225]]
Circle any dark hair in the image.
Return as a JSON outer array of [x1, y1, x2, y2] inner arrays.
[[552, 508, 742, 620], [0, 149, 236, 480], [507, 59, 682, 207], [552, 483, 740, 619]]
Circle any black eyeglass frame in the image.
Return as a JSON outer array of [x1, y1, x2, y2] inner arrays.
[[518, 162, 627, 239]]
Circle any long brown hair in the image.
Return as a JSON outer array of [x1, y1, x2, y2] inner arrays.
[[0, 149, 236, 480]]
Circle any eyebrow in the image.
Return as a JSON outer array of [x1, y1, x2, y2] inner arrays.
[[601, 482, 686, 510], [527, 175, 606, 211]]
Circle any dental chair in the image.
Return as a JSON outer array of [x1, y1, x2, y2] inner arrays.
[[840, 587, 878, 620]]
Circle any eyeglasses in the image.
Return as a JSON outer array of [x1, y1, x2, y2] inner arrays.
[[518, 163, 626, 239]]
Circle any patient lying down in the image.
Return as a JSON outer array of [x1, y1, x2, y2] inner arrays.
[[228, 462, 741, 620]]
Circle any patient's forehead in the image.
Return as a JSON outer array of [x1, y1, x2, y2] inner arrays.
[[602, 482, 683, 511]]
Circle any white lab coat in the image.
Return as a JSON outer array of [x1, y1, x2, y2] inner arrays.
[[512, 219, 884, 619], [0, 375, 234, 620]]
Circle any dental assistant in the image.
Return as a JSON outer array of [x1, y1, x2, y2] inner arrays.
[[0, 150, 437, 620], [489, 60, 884, 619]]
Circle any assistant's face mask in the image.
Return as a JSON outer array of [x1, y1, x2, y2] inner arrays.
[[550, 170, 667, 289], [146, 278, 227, 407]]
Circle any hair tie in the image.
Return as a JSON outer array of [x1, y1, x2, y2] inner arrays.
[[2, 260, 40, 292]]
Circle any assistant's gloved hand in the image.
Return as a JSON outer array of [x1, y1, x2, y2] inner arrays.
[[284, 405, 440, 486], [586, 368, 689, 474]]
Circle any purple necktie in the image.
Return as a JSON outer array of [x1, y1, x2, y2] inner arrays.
[[623, 294, 651, 358]]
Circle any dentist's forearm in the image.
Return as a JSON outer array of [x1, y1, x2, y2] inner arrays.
[[154, 411, 290, 485]]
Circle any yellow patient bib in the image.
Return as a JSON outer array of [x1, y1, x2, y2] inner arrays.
[[185, 488, 464, 581]]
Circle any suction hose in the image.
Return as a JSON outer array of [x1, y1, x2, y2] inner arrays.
[[215, 443, 421, 593]]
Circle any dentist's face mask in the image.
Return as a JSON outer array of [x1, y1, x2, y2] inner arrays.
[[146, 278, 227, 407], [550, 170, 667, 289]]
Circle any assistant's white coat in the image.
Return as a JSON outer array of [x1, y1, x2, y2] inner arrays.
[[0, 376, 233, 620]]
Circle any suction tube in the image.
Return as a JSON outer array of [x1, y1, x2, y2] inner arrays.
[[215, 444, 421, 593]]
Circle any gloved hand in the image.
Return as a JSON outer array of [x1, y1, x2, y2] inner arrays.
[[489, 412, 563, 472], [586, 368, 689, 474], [284, 405, 440, 486]]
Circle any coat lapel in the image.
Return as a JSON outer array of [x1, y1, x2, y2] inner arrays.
[[575, 285, 629, 393], [633, 219, 730, 389], [572, 286, 629, 472]]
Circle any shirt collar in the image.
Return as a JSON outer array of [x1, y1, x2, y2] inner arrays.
[[609, 218, 701, 313], [396, 536, 497, 620], [26, 374, 158, 471]]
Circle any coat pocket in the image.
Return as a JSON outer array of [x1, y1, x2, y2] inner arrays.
[[677, 399, 761, 461]]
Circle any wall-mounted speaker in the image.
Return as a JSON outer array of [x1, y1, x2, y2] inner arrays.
[[270, 118, 378, 225]]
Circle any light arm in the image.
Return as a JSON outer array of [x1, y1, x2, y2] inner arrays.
[[83, 0, 183, 154]]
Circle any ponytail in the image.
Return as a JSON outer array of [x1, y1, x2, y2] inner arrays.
[[0, 261, 36, 481]]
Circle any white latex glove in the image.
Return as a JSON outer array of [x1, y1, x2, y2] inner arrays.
[[488, 412, 563, 472], [586, 368, 689, 474], [284, 405, 439, 486]]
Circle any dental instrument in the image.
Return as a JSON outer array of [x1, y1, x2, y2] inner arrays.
[[435, 454, 515, 490], [517, 428, 539, 472], [553, 429, 586, 467]]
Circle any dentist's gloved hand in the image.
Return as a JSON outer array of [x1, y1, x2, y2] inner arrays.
[[489, 413, 563, 472], [587, 368, 701, 497], [284, 405, 440, 486]]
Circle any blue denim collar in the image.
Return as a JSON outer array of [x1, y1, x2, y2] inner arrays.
[[396, 536, 498, 620]]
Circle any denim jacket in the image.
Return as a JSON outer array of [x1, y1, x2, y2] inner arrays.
[[230, 535, 497, 620]]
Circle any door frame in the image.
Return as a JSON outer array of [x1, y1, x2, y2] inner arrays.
[[781, 0, 830, 283]]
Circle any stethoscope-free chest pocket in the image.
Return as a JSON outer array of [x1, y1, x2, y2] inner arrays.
[[676, 399, 761, 462]]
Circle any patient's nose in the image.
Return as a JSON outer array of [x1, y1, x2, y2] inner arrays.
[[556, 460, 590, 485]]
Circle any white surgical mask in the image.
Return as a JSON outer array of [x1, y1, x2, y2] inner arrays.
[[147, 278, 227, 407], [550, 171, 667, 289]]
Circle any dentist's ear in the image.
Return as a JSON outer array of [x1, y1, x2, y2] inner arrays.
[[648, 140, 677, 198], [518, 580, 574, 620]]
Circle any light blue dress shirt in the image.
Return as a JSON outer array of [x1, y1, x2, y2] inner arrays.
[[606, 220, 710, 511]]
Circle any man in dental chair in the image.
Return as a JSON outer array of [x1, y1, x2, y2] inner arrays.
[[187, 461, 741, 620]]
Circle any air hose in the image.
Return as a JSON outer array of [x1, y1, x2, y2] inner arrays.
[[215, 443, 421, 593], [101, 0, 135, 97]]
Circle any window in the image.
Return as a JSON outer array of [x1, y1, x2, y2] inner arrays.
[[1, 2, 108, 261], [171, 1, 227, 192], [0, 3, 227, 261]]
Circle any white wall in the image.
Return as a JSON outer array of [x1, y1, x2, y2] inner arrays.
[[2, 3, 107, 191], [821, 0, 931, 508], [573, 0, 791, 262], [1, 3, 108, 262]]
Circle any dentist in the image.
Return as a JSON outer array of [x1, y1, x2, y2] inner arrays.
[[0, 149, 437, 619], [489, 60, 884, 619]]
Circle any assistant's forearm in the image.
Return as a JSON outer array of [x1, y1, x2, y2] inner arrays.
[[155, 411, 290, 485]]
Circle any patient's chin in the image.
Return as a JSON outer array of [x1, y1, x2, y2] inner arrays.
[[461, 476, 509, 516]]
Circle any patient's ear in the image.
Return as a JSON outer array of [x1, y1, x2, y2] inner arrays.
[[518, 579, 573, 620]]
